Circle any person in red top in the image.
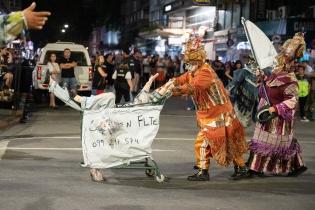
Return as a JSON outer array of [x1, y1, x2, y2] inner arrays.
[[161, 35, 248, 181]]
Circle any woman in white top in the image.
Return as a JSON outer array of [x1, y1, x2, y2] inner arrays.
[[47, 53, 61, 108]]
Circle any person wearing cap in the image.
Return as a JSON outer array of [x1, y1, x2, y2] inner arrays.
[[112, 48, 133, 103]]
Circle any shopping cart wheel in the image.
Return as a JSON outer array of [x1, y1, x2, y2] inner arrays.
[[145, 169, 155, 177], [155, 174, 165, 183]]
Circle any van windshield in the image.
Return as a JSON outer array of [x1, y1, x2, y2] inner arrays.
[[43, 50, 88, 66]]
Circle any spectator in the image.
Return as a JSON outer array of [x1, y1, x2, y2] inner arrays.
[[234, 60, 243, 70], [112, 48, 133, 103], [59, 48, 77, 97], [0, 48, 14, 90], [104, 53, 115, 92], [297, 65, 310, 122], [179, 54, 185, 74], [19, 59, 34, 123], [155, 56, 166, 87], [90, 55, 96, 70], [212, 58, 226, 85], [47, 53, 61, 108], [92, 55, 107, 95], [309, 64, 315, 121], [166, 57, 175, 81], [142, 55, 152, 85], [302, 61, 315, 118], [224, 61, 234, 85], [132, 50, 142, 96]]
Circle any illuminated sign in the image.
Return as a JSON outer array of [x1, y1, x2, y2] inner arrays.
[[168, 37, 183, 45], [164, 5, 172, 12], [193, 0, 212, 6], [164, 1, 184, 13]]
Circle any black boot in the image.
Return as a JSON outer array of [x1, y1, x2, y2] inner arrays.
[[187, 169, 209, 181], [231, 166, 239, 178], [248, 169, 265, 177], [287, 166, 308, 177], [232, 166, 251, 180]]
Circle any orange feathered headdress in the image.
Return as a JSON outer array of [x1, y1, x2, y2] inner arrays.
[[184, 35, 206, 65]]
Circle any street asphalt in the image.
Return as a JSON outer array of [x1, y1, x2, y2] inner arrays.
[[0, 97, 314, 210]]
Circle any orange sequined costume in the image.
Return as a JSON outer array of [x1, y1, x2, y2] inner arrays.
[[172, 63, 247, 170]]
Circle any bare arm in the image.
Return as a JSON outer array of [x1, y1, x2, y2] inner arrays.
[[125, 71, 133, 90], [127, 79, 133, 90], [225, 69, 233, 80], [98, 66, 107, 78]]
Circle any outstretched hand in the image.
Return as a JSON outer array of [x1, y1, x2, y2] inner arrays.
[[23, 2, 51, 30], [156, 79, 175, 96], [149, 73, 159, 82], [142, 73, 159, 92]]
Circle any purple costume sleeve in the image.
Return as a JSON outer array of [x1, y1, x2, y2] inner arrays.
[[274, 83, 298, 121], [274, 103, 293, 121]]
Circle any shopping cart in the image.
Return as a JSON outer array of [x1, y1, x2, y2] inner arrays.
[[80, 101, 166, 183], [49, 81, 167, 183]]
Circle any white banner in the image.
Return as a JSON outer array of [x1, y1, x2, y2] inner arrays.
[[81, 105, 163, 168], [242, 18, 278, 69]]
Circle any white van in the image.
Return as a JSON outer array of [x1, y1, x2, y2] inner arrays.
[[32, 42, 93, 91]]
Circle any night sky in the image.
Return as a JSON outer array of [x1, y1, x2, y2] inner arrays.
[[21, 0, 122, 47]]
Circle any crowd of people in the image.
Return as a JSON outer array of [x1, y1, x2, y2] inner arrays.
[[87, 50, 315, 123], [86, 49, 182, 105], [0, 47, 15, 93], [1, 43, 315, 124]]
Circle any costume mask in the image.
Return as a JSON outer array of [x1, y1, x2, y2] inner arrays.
[[274, 32, 306, 73], [183, 35, 206, 72]]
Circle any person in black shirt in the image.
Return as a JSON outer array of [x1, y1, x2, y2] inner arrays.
[[212, 59, 227, 86], [104, 53, 115, 92], [131, 50, 142, 96], [59, 48, 77, 95], [92, 55, 107, 95], [112, 48, 133, 103]]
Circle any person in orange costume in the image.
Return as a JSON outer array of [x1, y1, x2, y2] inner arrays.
[[162, 36, 248, 181]]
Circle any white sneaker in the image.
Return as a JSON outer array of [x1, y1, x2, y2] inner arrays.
[[300, 117, 310, 122]]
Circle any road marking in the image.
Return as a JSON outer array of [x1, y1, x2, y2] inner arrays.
[[0, 141, 9, 160], [0, 147, 176, 152]]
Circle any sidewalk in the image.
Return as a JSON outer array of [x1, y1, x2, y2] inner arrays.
[[0, 108, 21, 130]]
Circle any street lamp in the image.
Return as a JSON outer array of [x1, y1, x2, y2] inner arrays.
[[61, 29, 66, 33], [64, 24, 69, 28]]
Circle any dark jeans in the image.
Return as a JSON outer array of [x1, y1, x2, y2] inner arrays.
[[299, 96, 308, 118], [115, 86, 130, 104]]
